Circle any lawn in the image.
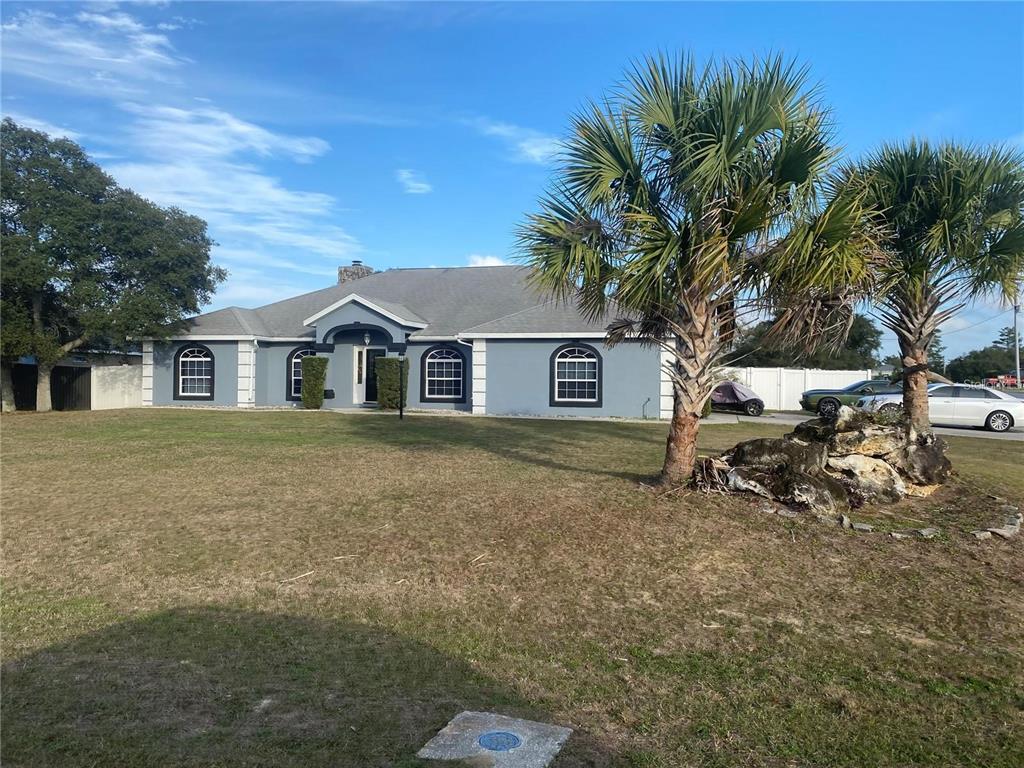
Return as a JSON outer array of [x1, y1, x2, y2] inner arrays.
[[2, 410, 1022, 768]]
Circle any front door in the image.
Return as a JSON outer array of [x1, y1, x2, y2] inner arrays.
[[364, 349, 386, 403]]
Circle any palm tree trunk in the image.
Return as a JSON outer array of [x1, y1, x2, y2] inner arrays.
[[900, 340, 930, 438], [661, 294, 717, 485]]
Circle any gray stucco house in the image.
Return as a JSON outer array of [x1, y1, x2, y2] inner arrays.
[[143, 263, 672, 419]]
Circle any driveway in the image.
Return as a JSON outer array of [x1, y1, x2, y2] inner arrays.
[[741, 411, 1024, 442]]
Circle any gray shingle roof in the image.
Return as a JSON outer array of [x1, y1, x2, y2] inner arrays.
[[183, 265, 612, 339]]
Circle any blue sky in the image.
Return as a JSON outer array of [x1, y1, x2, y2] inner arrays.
[[2, 1, 1022, 359]]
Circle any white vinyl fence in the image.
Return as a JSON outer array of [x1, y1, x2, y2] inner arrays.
[[91, 364, 142, 410], [722, 367, 875, 412]]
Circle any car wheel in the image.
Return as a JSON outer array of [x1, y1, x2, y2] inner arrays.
[[986, 410, 1013, 432], [744, 399, 764, 417], [817, 398, 840, 418]]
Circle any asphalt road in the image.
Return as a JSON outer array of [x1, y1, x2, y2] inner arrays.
[[741, 411, 1024, 442]]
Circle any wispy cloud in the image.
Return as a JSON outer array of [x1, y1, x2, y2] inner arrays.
[[395, 168, 432, 194], [467, 254, 506, 266], [1, 8, 185, 96], [469, 117, 561, 164]]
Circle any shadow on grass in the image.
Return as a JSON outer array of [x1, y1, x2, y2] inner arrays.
[[343, 414, 667, 483], [1, 606, 620, 767]]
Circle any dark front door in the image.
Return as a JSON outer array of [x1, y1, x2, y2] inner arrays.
[[365, 350, 386, 402]]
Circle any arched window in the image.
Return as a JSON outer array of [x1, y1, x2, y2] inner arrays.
[[287, 347, 317, 400], [174, 345, 214, 400], [550, 344, 602, 407], [421, 346, 465, 402]]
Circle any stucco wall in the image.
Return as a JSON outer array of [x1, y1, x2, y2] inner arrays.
[[151, 340, 239, 406], [484, 339, 661, 419], [406, 341, 473, 411], [314, 303, 410, 345]]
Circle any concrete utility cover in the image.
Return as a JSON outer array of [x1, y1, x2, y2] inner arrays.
[[417, 711, 572, 767]]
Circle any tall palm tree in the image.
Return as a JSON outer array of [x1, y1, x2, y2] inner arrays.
[[850, 142, 1024, 440], [519, 54, 880, 484]]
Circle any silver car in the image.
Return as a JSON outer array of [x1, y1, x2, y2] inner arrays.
[[858, 383, 1024, 432]]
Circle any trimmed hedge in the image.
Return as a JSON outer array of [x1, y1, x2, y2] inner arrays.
[[375, 357, 408, 410], [300, 356, 328, 410]]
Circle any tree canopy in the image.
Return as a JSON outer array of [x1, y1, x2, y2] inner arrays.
[[729, 313, 882, 369], [1, 118, 226, 410]]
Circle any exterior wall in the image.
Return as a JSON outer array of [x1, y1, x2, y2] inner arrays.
[[151, 340, 239, 406], [313, 303, 410, 345], [92, 365, 142, 410], [406, 341, 473, 411], [484, 339, 662, 419]]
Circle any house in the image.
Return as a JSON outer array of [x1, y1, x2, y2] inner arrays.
[[143, 263, 670, 419]]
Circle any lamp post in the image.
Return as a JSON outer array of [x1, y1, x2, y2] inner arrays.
[[398, 351, 406, 420]]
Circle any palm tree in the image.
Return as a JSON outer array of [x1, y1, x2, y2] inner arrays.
[[850, 142, 1024, 440], [519, 54, 880, 484]]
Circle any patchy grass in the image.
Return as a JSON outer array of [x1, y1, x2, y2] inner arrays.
[[2, 410, 1022, 768]]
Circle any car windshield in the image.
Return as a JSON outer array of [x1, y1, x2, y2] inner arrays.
[[843, 380, 871, 391]]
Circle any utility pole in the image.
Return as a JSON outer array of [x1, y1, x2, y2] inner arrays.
[[1015, 282, 1021, 388]]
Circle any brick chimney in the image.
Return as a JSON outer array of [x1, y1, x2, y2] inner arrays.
[[337, 259, 374, 284]]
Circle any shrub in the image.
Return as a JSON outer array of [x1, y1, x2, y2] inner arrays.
[[375, 357, 408, 410], [701, 396, 713, 418], [300, 356, 328, 410]]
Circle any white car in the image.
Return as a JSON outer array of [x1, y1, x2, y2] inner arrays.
[[858, 383, 1024, 432]]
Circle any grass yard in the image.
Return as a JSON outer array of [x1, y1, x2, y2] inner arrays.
[[2, 410, 1023, 767]]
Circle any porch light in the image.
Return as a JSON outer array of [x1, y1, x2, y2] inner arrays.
[[363, 332, 371, 346]]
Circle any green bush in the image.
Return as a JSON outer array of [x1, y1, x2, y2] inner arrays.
[[701, 396, 713, 418], [375, 357, 408, 410], [300, 356, 328, 410]]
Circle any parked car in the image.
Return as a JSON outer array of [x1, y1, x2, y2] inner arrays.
[[858, 383, 1024, 432], [710, 381, 765, 416], [800, 378, 900, 418]]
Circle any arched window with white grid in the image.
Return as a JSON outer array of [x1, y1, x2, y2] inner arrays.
[[550, 344, 602, 407], [174, 345, 214, 400], [287, 347, 317, 400], [421, 346, 465, 402]]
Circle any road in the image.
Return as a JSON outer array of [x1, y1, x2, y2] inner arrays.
[[741, 411, 1024, 442]]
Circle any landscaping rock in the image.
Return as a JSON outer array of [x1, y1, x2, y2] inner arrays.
[[729, 438, 827, 475], [890, 532, 911, 540], [887, 437, 953, 485], [852, 522, 874, 533], [840, 514, 852, 529], [830, 425, 904, 457], [784, 470, 850, 515], [913, 527, 941, 539], [971, 530, 993, 540], [827, 454, 907, 504], [786, 418, 836, 444], [726, 467, 777, 499]]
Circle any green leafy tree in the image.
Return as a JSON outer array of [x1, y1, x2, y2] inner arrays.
[[947, 345, 1016, 382], [729, 313, 882, 369], [994, 326, 1020, 351], [848, 141, 1024, 440], [928, 330, 947, 373], [1, 119, 225, 411], [520, 54, 880, 483]]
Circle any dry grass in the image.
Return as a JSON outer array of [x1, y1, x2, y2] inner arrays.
[[2, 410, 1022, 767]]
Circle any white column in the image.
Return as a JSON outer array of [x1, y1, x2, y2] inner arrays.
[[236, 340, 256, 407], [471, 339, 487, 415], [659, 341, 674, 420], [141, 341, 153, 406]]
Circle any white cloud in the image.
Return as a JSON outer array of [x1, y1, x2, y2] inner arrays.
[[395, 168, 432, 194], [467, 254, 506, 267], [2, 112, 81, 141], [469, 117, 561, 164], [1, 8, 184, 96]]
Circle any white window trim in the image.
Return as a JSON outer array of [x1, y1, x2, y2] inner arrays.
[[554, 347, 599, 404], [177, 347, 213, 398], [423, 348, 464, 400], [289, 348, 316, 399]]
